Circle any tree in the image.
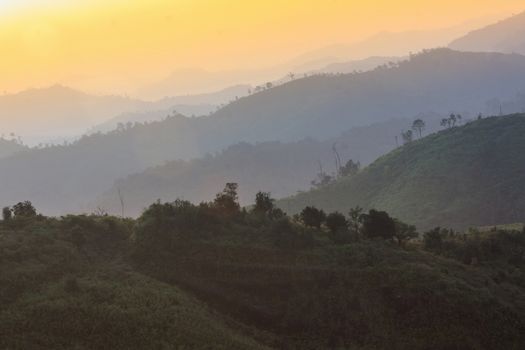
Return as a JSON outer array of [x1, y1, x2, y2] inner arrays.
[[360, 209, 396, 240], [311, 162, 334, 188], [339, 159, 360, 178], [449, 113, 457, 127], [12, 201, 36, 218], [394, 219, 418, 246], [411, 119, 426, 138], [2, 206, 12, 221], [348, 206, 363, 235], [401, 130, 413, 144], [423, 227, 445, 252], [440, 118, 449, 129], [214, 183, 240, 216], [253, 191, 274, 215], [300, 206, 326, 229], [325, 212, 348, 234]]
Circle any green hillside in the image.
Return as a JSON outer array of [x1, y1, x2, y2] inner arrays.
[[1, 195, 525, 349], [279, 114, 525, 230], [0, 214, 269, 350]]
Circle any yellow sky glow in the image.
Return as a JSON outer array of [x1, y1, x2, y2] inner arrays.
[[0, 0, 524, 94]]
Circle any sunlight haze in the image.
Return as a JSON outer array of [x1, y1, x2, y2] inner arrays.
[[1, 0, 523, 95]]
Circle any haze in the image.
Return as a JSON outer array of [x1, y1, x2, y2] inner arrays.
[[1, 0, 523, 96]]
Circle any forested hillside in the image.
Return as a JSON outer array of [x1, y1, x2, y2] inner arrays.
[[1, 191, 524, 349], [94, 118, 425, 216], [279, 114, 525, 230], [1, 49, 525, 214]]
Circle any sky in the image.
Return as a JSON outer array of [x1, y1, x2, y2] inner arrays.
[[0, 0, 524, 95]]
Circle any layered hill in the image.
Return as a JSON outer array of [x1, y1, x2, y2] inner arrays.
[[93, 118, 425, 216], [450, 10, 525, 55], [279, 114, 525, 230], [1, 84, 250, 144], [205, 49, 525, 141], [2, 49, 525, 214], [0, 138, 27, 159], [0, 85, 150, 144]]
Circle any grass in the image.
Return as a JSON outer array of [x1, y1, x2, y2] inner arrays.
[[279, 114, 525, 231]]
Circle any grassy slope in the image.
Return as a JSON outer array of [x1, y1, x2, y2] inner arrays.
[[0, 219, 269, 350], [1, 214, 525, 349], [142, 240, 525, 349], [279, 114, 525, 230]]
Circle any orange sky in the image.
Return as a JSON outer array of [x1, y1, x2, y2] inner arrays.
[[0, 0, 523, 94]]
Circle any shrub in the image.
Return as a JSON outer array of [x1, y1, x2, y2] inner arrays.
[[360, 210, 396, 240], [300, 206, 326, 229]]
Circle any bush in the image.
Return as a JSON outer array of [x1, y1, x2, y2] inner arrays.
[[360, 209, 396, 240], [300, 206, 326, 229]]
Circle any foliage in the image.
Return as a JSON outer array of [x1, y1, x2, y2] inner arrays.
[[12, 201, 37, 218], [2, 189, 525, 349], [360, 209, 396, 240], [299, 206, 326, 229], [2, 206, 12, 221], [401, 129, 413, 144], [214, 183, 241, 217], [325, 211, 348, 234], [394, 219, 418, 246], [411, 118, 426, 138], [253, 191, 274, 215], [338, 159, 360, 177]]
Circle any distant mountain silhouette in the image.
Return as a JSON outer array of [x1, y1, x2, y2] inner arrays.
[[0, 84, 252, 144], [0, 138, 27, 159], [0, 85, 151, 144], [450, 10, 525, 55], [206, 49, 525, 141], [2, 49, 525, 214], [88, 85, 251, 134]]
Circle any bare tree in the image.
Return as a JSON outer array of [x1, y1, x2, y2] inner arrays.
[[117, 187, 125, 217], [332, 143, 342, 175]]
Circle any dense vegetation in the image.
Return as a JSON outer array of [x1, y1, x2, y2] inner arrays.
[[2, 186, 525, 349], [280, 114, 525, 230]]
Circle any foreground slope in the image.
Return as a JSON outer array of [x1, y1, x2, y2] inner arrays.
[[280, 114, 525, 230], [1, 201, 525, 349], [0, 216, 269, 350]]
